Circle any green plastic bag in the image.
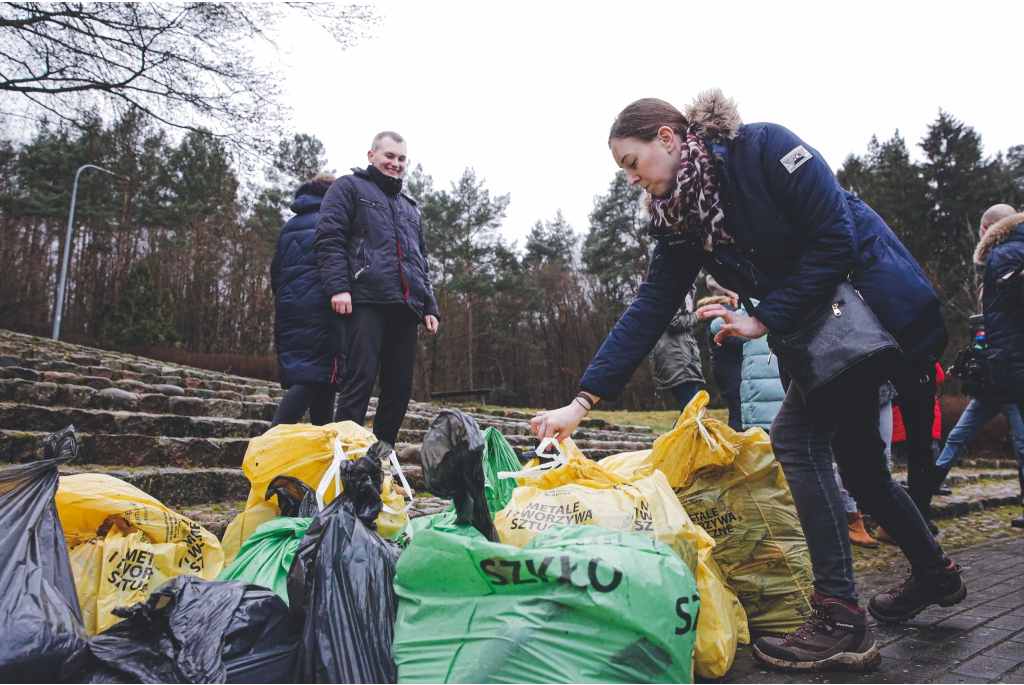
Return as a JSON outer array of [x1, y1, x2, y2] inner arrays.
[[393, 525, 700, 684], [216, 516, 311, 604], [393, 509, 476, 549], [481, 427, 520, 516]]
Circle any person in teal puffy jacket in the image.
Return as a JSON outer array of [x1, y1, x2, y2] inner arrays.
[[711, 302, 785, 431]]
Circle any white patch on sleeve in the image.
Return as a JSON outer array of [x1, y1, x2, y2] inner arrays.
[[780, 145, 813, 173]]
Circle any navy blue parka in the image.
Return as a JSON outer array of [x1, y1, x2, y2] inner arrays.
[[581, 95, 947, 401], [271, 180, 346, 388], [314, 167, 439, 321], [975, 214, 1024, 401]]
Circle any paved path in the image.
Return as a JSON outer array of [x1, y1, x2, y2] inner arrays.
[[710, 534, 1024, 683]]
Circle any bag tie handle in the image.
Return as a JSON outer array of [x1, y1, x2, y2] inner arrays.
[[381, 449, 413, 515], [315, 436, 369, 511], [498, 437, 567, 480], [695, 407, 718, 451]]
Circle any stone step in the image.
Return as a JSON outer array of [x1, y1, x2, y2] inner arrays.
[[895, 470, 1018, 487], [59, 465, 249, 507], [930, 482, 1022, 519], [0, 368, 280, 405], [1, 430, 248, 468], [0, 379, 278, 420], [0, 402, 269, 438], [433, 405, 654, 435], [395, 408, 657, 444], [0, 331, 286, 396], [959, 458, 1021, 471]]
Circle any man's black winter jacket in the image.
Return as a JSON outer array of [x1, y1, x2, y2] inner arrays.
[[315, 167, 439, 320]]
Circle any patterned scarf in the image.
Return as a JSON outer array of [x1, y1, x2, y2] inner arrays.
[[647, 125, 730, 252]]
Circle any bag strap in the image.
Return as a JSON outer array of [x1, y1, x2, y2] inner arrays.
[[694, 406, 719, 451], [497, 437, 567, 480], [316, 437, 370, 511], [381, 449, 413, 515]]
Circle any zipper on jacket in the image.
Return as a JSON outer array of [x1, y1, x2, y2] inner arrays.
[[390, 202, 410, 302]]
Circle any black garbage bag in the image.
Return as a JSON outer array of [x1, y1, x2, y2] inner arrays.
[[0, 425, 85, 682], [63, 575, 301, 684], [266, 474, 317, 517], [420, 409, 498, 541], [287, 441, 402, 684]]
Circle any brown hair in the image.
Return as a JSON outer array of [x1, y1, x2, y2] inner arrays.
[[608, 98, 688, 146], [312, 172, 336, 184]]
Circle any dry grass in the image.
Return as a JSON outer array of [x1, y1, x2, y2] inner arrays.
[[469, 404, 729, 436]]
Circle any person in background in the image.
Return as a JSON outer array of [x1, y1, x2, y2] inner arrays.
[[837, 383, 897, 547], [269, 173, 343, 427], [923, 204, 1024, 529], [891, 363, 945, 482], [893, 354, 944, 536], [649, 285, 704, 411], [315, 131, 440, 447], [709, 300, 785, 432], [698, 275, 743, 431]]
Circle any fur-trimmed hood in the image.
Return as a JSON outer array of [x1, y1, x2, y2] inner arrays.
[[640, 89, 742, 218], [975, 212, 1024, 264], [685, 89, 742, 141], [696, 295, 739, 309]]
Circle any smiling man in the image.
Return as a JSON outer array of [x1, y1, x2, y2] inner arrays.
[[314, 131, 440, 448]]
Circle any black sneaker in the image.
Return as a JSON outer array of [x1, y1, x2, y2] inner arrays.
[[1011, 511, 1024, 529], [753, 593, 881, 672], [868, 559, 966, 622]]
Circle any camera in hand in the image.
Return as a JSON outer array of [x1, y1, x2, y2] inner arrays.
[[947, 314, 990, 396]]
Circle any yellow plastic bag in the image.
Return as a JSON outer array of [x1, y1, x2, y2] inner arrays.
[[56, 474, 224, 635], [495, 438, 699, 568], [652, 391, 814, 633], [495, 438, 748, 679], [221, 421, 408, 564]]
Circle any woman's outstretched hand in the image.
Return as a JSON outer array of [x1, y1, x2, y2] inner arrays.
[[531, 402, 589, 440], [697, 303, 771, 343]]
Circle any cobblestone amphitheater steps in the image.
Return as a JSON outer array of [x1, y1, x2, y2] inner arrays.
[[2, 329, 1018, 538], [0, 329, 657, 534]]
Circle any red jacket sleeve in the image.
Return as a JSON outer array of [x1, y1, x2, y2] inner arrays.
[[891, 406, 906, 443]]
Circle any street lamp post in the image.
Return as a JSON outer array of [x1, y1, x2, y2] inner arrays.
[[52, 164, 117, 340]]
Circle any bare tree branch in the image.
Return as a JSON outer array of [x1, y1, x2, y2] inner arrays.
[[0, 3, 380, 157]]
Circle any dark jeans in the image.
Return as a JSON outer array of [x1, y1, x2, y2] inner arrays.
[[726, 397, 742, 432], [334, 304, 419, 447], [271, 383, 335, 427], [771, 380, 946, 603], [892, 361, 939, 520], [669, 382, 701, 411]]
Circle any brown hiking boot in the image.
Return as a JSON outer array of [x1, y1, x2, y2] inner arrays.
[[875, 525, 894, 543], [753, 593, 881, 672], [847, 511, 878, 548], [869, 558, 966, 622]]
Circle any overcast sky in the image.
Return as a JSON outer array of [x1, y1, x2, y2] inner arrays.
[[272, 1, 1023, 247]]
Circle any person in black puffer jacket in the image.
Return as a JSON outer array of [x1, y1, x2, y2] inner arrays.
[[315, 131, 440, 447], [270, 173, 345, 426], [926, 204, 1024, 528]]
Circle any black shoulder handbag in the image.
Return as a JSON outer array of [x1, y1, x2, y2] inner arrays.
[[759, 283, 902, 402], [702, 254, 902, 402]]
